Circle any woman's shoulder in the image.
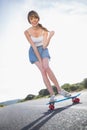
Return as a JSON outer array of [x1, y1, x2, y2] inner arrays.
[[43, 30, 49, 36], [25, 27, 32, 32], [24, 27, 32, 35]]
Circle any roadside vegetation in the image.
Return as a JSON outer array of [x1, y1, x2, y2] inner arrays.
[[19, 78, 87, 102], [0, 105, 4, 107]]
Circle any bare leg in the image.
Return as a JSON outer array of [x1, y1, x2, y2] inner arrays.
[[35, 61, 54, 96], [35, 58, 71, 98], [42, 58, 71, 97], [42, 58, 61, 92]]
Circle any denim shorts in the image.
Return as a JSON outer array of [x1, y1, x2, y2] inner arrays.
[[29, 46, 50, 64]]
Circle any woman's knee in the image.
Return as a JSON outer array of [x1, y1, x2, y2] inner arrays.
[[40, 65, 50, 75], [43, 64, 50, 72], [42, 58, 50, 71]]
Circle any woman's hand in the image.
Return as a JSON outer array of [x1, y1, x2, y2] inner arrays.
[[43, 30, 55, 49], [49, 31, 55, 38]]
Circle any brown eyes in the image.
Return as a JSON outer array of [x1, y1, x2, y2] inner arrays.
[[30, 17, 38, 21]]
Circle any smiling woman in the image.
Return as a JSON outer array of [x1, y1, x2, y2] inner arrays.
[[24, 10, 71, 103], [0, 0, 87, 102]]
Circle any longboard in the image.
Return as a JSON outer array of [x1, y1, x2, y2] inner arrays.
[[47, 93, 81, 110]]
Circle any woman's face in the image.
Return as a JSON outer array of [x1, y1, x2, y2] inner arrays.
[[29, 16, 39, 27]]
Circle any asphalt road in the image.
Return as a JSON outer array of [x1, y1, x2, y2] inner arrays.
[[0, 90, 87, 130]]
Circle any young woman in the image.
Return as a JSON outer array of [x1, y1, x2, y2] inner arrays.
[[24, 10, 71, 102]]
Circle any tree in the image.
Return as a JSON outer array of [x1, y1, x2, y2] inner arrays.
[[61, 83, 71, 92], [24, 94, 35, 100], [82, 78, 87, 88], [39, 89, 49, 96]]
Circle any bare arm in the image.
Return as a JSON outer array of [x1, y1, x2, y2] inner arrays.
[[24, 30, 42, 63], [43, 31, 55, 49]]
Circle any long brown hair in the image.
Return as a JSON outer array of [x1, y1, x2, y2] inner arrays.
[[27, 10, 49, 32]]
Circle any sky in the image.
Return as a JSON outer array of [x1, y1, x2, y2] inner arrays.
[[0, 0, 87, 102]]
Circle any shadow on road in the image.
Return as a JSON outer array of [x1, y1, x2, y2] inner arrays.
[[21, 103, 79, 130]]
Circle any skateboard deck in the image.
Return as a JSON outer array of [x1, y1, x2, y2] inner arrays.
[[47, 93, 81, 110]]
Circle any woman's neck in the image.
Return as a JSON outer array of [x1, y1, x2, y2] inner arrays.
[[32, 25, 39, 30]]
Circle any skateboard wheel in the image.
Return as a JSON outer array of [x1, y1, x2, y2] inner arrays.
[[72, 98, 80, 103], [49, 104, 54, 110]]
